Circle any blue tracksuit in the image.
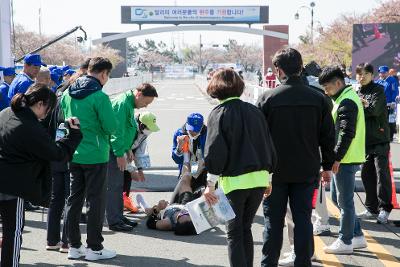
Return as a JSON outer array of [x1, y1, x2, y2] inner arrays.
[[171, 127, 207, 176], [376, 76, 399, 104], [7, 73, 34, 103], [0, 82, 10, 111]]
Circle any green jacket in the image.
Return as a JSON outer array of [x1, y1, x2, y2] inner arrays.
[[61, 76, 117, 164], [110, 90, 138, 157]]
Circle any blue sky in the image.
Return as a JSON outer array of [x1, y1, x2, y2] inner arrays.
[[12, 0, 384, 47]]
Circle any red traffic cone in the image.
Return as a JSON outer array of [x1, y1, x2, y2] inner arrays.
[[389, 152, 400, 209]]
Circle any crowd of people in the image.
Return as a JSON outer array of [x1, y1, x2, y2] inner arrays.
[[0, 47, 399, 267]]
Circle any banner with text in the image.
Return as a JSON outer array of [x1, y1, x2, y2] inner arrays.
[[121, 6, 269, 24]]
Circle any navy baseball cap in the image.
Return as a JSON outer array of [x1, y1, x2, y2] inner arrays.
[[186, 113, 204, 133], [0, 67, 16, 76], [24, 54, 47, 67], [378, 65, 389, 73]]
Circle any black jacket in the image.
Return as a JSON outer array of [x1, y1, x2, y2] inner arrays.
[[42, 93, 68, 172], [358, 81, 390, 151], [0, 107, 82, 206], [256, 76, 335, 183], [205, 99, 276, 177]]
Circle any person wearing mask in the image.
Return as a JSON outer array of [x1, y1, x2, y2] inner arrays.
[[106, 83, 158, 232], [171, 113, 208, 203], [61, 57, 118, 261], [376, 65, 399, 141], [8, 54, 46, 101], [0, 83, 82, 267], [204, 68, 276, 267], [319, 66, 367, 254], [257, 48, 335, 266], [356, 63, 393, 224], [123, 111, 160, 213], [0, 67, 16, 111]]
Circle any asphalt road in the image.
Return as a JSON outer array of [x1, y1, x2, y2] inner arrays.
[[10, 79, 400, 266]]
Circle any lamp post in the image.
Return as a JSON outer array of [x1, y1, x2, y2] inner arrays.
[[294, 2, 315, 44]]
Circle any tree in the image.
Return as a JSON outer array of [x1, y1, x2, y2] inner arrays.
[[11, 24, 122, 66], [296, 0, 400, 67], [132, 39, 180, 69], [225, 39, 263, 71]]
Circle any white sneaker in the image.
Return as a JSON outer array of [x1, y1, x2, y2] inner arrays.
[[136, 194, 149, 211], [377, 210, 390, 224], [352, 235, 367, 249], [324, 238, 353, 254], [85, 248, 116, 261], [313, 223, 331, 236], [283, 249, 294, 258], [358, 210, 377, 219], [67, 245, 86, 259], [279, 251, 295, 266]]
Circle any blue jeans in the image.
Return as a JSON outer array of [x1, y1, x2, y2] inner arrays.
[[262, 181, 315, 267], [330, 164, 363, 245]]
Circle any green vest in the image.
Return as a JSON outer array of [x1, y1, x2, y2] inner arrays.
[[332, 86, 366, 164]]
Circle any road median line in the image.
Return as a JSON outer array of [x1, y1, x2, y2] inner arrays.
[[326, 198, 400, 267]]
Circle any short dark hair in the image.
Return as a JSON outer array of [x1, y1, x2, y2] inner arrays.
[[88, 57, 113, 74], [206, 68, 244, 100], [318, 66, 345, 85], [136, 83, 158, 97], [80, 57, 91, 70], [355, 62, 374, 75], [11, 83, 56, 113], [272, 48, 303, 76], [174, 220, 197, 235]]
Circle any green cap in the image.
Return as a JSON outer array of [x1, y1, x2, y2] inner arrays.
[[139, 111, 160, 132]]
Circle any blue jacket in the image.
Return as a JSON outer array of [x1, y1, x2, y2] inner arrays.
[[0, 82, 10, 111], [171, 125, 207, 175], [7, 73, 34, 102], [376, 76, 399, 104]]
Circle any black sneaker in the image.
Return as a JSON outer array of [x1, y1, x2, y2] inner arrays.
[[122, 216, 138, 228], [109, 222, 133, 232]]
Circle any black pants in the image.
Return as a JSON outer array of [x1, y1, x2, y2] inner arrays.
[[0, 198, 24, 267], [226, 187, 265, 267], [65, 163, 108, 251], [361, 144, 393, 213], [47, 168, 70, 245], [106, 153, 125, 226], [389, 122, 396, 142], [262, 181, 315, 267]]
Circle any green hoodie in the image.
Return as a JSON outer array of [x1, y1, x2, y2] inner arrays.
[[61, 76, 117, 164], [110, 90, 138, 157]]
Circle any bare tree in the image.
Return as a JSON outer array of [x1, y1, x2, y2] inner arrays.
[[296, 0, 400, 67], [12, 24, 122, 66]]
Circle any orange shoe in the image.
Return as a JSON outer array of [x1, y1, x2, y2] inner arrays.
[[123, 194, 139, 213]]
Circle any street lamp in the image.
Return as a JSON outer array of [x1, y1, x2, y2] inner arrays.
[[294, 2, 316, 44]]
